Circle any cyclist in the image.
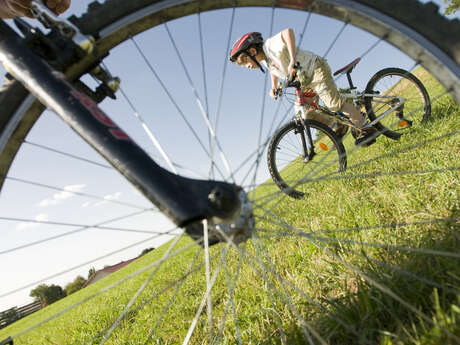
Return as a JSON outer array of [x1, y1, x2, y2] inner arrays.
[[0, 0, 70, 18], [229, 29, 378, 146]]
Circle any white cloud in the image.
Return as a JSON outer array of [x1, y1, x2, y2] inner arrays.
[[94, 192, 123, 206], [104, 192, 122, 201], [16, 213, 49, 231], [54, 190, 74, 201], [65, 184, 86, 192], [16, 222, 37, 231], [35, 213, 49, 222], [82, 192, 122, 208], [37, 198, 58, 207], [37, 184, 86, 208]]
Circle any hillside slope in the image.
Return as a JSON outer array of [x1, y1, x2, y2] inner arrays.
[[1, 70, 458, 345]]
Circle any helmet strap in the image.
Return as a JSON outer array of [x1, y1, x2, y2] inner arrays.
[[248, 52, 265, 74]]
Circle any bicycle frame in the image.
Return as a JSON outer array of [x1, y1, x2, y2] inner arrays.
[[282, 65, 409, 132], [0, 20, 242, 231], [341, 91, 406, 127]]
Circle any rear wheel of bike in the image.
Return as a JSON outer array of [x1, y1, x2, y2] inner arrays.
[[267, 120, 346, 199], [364, 68, 431, 140]]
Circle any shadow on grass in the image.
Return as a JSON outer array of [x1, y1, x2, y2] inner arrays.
[[426, 94, 459, 123], [256, 208, 459, 345]]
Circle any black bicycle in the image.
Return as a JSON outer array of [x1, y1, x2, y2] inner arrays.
[[0, 1, 458, 344]]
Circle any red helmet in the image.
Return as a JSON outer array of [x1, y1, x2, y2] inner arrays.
[[229, 32, 264, 62]]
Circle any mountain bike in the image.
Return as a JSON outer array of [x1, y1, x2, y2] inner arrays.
[[0, 1, 458, 344], [267, 59, 431, 198]]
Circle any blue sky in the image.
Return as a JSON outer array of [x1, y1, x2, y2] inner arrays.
[[0, 0, 456, 311]]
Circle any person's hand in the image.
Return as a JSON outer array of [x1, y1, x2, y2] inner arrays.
[[287, 60, 297, 79], [43, 0, 70, 15], [1, 0, 71, 19], [269, 87, 279, 100]]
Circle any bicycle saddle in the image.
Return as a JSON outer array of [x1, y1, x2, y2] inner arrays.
[[333, 57, 361, 76]]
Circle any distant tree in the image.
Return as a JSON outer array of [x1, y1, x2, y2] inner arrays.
[[140, 247, 155, 256], [30, 284, 66, 306], [444, 0, 460, 14], [87, 267, 96, 279], [65, 276, 87, 295]]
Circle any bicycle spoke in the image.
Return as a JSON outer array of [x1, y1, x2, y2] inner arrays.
[[23, 140, 112, 169], [0, 216, 174, 236], [4, 176, 148, 210], [142, 246, 203, 345], [129, 36, 227, 180], [250, 6, 276, 199], [252, 234, 319, 345], [305, 236, 460, 342], [221, 228, 359, 345], [0, 209, 154, 256], [0, 226, 179, 299], [116, 83, 178, 174], [323, 22, 348, 59], [9, 233, 204, 342], [99, 233, 184, 344], [212, 6, 236, 178], [203, 220, 213, 339], [248, 210, 459, 342], [182, 240, 231, 345], [82, 246, 210, 345], [164, 22, 234, 181], [213, 247, 244, 345]]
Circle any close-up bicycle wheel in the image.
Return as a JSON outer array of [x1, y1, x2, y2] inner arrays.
[[0, 0, 459, 344], [365, 68, 432, 139], [268, 119, 346, 199]]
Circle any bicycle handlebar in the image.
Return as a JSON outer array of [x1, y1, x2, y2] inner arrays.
[[273, 62, 302, 100]]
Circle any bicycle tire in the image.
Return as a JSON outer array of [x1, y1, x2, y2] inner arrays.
[[0, 1, 459, 344], [364, 67, 432, 140], [0, 0, 459, 191], [268, 119, 347, 199]]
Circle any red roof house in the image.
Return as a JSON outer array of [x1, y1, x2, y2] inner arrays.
[[84, 257, 138, 287]]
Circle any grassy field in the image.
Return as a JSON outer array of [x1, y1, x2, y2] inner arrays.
[[1, 70, 458, 344]]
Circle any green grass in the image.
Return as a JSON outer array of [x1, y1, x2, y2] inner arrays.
[[1, 70, 458, 344]]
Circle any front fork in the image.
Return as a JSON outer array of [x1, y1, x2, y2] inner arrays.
[[294, 114, 315, 163], [0, 20, 247, 240]]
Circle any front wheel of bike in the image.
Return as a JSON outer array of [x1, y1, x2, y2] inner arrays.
[[267, 119, 347, 199], [364, 67, 431, 140]]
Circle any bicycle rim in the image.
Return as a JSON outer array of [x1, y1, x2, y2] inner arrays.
[[0, 1, 459, 344], [365, 68, 431, 139], [268, 120, 346, 199]]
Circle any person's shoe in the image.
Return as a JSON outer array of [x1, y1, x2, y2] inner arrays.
[[354, 126, 378, 146], [331, 122, 348, 140]]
